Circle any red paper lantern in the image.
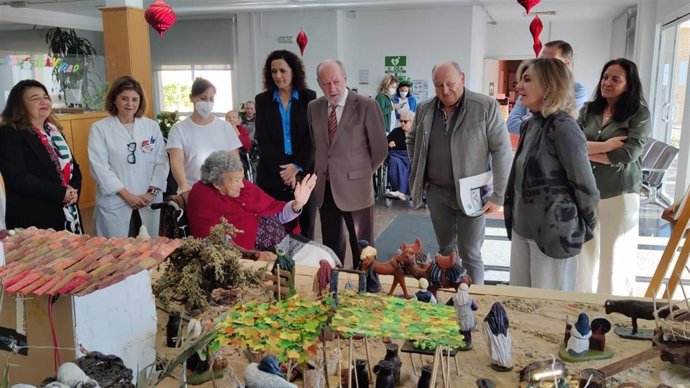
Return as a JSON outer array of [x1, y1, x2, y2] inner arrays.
[[517, 0, 541, 14], [145, 0, 176, 38], [529, 15, 543, 58], [296, 28, 308, 56]]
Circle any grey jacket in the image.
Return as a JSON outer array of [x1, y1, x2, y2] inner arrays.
[[504, 111, 599, 259], [406, 89, 512, 210]]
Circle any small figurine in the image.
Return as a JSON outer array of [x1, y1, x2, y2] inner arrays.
[[605, 299, 678, 340], [483, 302, 512, 371], [313, 259, 333, 296], [452, 283, 478, 349], [412, 278, 437, 303], [560, 314, 614, 362], [566, 313, 592, 356], [244, 355, 297, 388], [589, 318, 611, 351], [359, 243, 382, 293]]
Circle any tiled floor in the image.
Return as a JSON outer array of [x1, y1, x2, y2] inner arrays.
[[80, 196, 676, 297]]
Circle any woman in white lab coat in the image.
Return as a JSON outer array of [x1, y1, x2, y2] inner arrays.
[[88, 76, 169, 238]]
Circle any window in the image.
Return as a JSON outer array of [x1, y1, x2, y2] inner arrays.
[[154, 64, 233, 115]]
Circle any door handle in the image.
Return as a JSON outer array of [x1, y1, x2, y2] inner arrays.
[[661, 102, 670, 123]]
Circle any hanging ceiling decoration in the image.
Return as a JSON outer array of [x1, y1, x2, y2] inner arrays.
[[517, 0, 541, 15], [296, 28, 308, 56], [144, 0, 177, 38], [529, 15, 543, 58]]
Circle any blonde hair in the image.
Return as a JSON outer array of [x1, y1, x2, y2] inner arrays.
[[517, 58, 576, 117], [377, 75, 398, 94]]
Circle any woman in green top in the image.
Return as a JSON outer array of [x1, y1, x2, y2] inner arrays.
[[575, 58, 650, 296], [374, 75, 401, 133]]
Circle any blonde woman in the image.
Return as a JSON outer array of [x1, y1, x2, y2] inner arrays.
[[503, 58, 599, 291], [374, 75, 400, 133]]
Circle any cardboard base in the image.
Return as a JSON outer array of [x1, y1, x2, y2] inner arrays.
[[614, 326, 654, 341], [558, 343, 615, 362]]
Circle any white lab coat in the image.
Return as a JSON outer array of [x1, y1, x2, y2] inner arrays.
[[88, 115, 169, 238]]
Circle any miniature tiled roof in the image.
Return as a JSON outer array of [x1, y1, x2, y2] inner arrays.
[[1, 227, 181, 296]]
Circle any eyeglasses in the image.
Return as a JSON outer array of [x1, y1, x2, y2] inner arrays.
[[400, 120, 411, 123], [127, 142, 136, 164]]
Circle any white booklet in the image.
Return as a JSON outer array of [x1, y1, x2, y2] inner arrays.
[[459, 171, 494, 217]]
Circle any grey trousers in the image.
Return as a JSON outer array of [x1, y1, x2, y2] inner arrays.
[[509, 230, 578, 291], [427, 184, 485, 285]]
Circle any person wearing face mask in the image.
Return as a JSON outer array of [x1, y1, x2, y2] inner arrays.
[[374, 75, 401, 134], [393, 80, 417, 124], [167, 77, 242, 193]]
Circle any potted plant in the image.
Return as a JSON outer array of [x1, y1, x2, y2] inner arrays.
[[44, 27, 97, 107]]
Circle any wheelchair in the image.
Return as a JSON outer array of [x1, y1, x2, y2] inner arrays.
[[240, 141, 260, 183]]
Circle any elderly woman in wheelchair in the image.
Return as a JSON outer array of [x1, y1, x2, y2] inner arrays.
[[187, 150, 341, 268], [384, 110, 414, 200]]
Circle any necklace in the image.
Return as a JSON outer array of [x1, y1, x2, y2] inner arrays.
[[602, 107, 614, 123]]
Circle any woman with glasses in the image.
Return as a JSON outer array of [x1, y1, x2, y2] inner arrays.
[[384, 110, 414, 200], [0, 79, 83, 233], [88, 76, 169, 238], [254, 50, 317, 239], [167, 77, 242, 194]]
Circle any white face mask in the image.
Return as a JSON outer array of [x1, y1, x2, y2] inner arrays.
[[195, 100, 214, 118], [388, 87, 397, 96], [399, 91, 408, 98]]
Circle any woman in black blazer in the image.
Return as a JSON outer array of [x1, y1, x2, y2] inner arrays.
[[0, 80, 82, 232], [255, 50, 317, 239]]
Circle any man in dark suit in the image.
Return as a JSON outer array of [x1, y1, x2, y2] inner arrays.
[[308, 59, 388, 269]]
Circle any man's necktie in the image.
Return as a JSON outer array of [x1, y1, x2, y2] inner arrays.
[[328, 105, 337, 144]]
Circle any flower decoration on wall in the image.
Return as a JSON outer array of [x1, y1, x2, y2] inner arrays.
[[145, 0, 177, 38], [517, 0, 541, 14], [296, 28, 308, 56], [529, 15, 543, 58]]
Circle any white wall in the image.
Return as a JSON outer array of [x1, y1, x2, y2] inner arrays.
[[341, 6, 474, 98], [486, 18, 612, 99], [235, 10, 339, 103], [469, 6, 488, 92]]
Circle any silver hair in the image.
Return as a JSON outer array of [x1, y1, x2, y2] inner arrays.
[[431, 61, 463, 77], [245, 100, 255, 105], [316, 59, 347, 78], [400, 110, 415, 120], [200, 150, 243, 185]]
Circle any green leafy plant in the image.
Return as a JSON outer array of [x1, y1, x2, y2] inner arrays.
[[82, 81, 108, 112], [156, 111, 179, 139], [44, 27, 97, 105]]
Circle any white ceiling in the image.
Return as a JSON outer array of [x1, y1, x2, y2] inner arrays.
[[0, 0, 639, 29]]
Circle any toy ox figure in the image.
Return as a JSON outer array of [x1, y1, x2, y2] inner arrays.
[[605, 299, 679, 339]]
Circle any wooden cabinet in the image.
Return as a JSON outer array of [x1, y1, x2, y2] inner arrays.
[[56, 112, 110, 208]]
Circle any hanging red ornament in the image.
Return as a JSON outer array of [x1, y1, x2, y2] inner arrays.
[[145, 0, 177, 38], [517, 0, 541, 15], [529, 15, 543, 58], [296, 28, 308, 56]]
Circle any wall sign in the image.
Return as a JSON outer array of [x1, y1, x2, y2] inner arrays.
[[385, 56, 407, 79]]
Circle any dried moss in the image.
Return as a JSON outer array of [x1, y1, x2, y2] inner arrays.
[[153, 220, 265, 311]]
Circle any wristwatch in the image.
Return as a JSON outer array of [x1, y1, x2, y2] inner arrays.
[[147, 187, 160, 196]]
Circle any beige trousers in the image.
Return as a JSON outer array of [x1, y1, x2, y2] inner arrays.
[[575, 193, 639, 295]]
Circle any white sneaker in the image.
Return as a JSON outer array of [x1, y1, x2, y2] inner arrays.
[[385, 190, 399, 199]]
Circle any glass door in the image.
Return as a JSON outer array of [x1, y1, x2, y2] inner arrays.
[[652, 17, 690, 201]]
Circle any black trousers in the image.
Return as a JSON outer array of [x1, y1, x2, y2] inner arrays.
[[319, 182, 374, 269]]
